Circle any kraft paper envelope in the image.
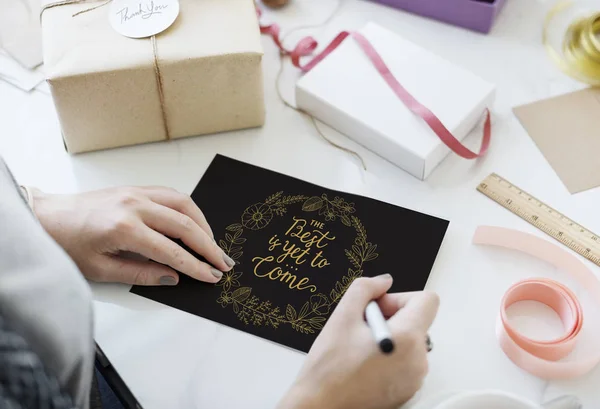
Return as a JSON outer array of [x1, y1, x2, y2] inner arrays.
[[513, 88, 600, 194]]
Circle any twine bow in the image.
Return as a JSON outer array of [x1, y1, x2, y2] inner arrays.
[[40, 0, 172, 140]]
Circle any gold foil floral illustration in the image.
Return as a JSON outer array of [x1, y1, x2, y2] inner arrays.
[[216, 192, 379, 335]]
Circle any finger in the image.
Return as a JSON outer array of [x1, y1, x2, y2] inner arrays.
[[376, 291, 421, 318], [388, 290, 440, 334], [94, 255, 180, 286], [139, 202, 233, 272], [124, 225, 223, 283], [337, 274, 394, 316], [141, 187, 214, 239]]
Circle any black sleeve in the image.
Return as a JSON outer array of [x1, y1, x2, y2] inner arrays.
[[0, 314, 77, 409]]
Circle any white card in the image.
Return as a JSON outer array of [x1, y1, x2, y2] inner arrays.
[[35, 80, 50, 95], [0, 50, 45, 91], [109, 0, 180, 39], [2, 26, 43, 69], [0, 0, 43, 68]]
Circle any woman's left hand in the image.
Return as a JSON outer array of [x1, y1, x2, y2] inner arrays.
[[30, 186, 234, 286]]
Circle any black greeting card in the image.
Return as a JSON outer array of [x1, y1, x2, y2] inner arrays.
[[131, 155, 449, 353]]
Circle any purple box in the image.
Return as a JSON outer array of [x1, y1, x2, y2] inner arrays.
[[369, 0, 508, 34]]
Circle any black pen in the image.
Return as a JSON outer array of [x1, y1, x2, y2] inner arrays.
[[365, 302, 434, 354]]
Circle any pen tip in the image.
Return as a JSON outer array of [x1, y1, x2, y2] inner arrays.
[[380, 338, 394, 354]]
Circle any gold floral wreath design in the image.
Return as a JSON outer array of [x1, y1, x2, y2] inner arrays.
[[216, 192, 379, 334]]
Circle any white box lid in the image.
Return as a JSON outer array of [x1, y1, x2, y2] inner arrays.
[[296, 22, 495, 165]]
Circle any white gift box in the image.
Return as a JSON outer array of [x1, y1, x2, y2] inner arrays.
[[296, 23, 495, 180]]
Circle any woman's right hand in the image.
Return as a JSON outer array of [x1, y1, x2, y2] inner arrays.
[[278, 274, 439, 409]]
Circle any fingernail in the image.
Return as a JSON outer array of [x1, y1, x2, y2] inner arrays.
[[159, 276, 177, 286], [211, 268, 223, 279], [223, 253, 235, 268], [376, 273, 392, 280]]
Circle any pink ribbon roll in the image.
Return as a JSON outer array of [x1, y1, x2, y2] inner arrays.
[[256, 8, 491, 160], [500, 279, 582, 361], [474, 226, 600, 379]]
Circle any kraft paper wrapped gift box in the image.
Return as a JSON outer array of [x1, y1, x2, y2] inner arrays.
[[296, 23, 496, 180], [41, 0, 265, 153]]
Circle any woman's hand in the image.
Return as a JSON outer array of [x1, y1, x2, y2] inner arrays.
[[31, 186, 234, 286], [278, 275, 439, 409]]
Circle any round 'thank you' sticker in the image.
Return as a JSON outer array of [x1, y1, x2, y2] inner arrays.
[[109, 0, 180, 39]]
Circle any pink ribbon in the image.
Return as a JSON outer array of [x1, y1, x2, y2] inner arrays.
[[474, 226, 600, 379], [500, 278, 583, 362], [257, 9, 491, 160]]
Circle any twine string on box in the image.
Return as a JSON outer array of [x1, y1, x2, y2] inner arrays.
[[40, 0, 172, 140], [72, 0, 112, 17], [151, 35, 171, 140]]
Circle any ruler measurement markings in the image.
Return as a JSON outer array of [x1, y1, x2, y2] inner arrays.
[[477, 173, 600, 267], [479, 179, 600, 261]]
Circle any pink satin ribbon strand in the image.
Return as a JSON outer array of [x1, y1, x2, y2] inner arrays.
[[256, 7, 491, 160], [474, 226, 600, 380], [500, 278, 582, 361]]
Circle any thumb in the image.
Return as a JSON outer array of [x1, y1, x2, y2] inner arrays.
[[337, 274, 393, 315], [96, 256, 180, 286]]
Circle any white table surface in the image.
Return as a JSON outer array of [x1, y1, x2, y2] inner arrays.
[[2, 0, 600, 408]]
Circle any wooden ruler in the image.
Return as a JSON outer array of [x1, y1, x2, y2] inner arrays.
[[477, 173, 600, 267]]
